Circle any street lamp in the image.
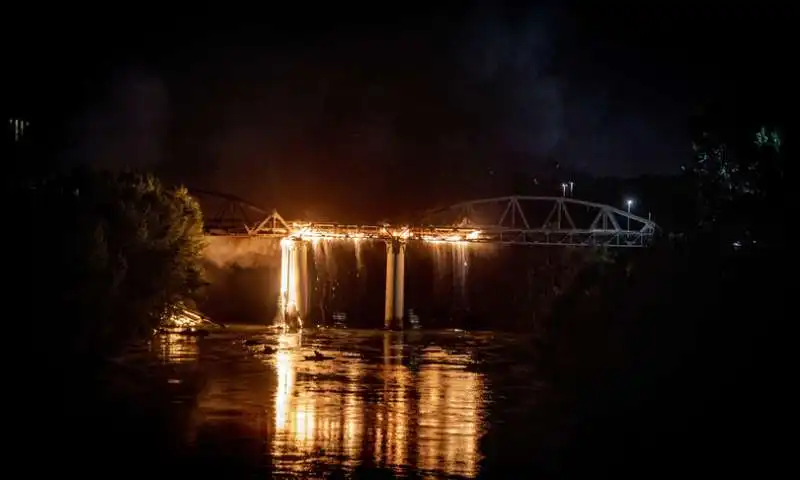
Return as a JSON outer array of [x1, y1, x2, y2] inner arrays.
[[625, 198, 634, 230]]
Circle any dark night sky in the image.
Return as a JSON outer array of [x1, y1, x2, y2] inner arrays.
[[3, 1, 789, 219]]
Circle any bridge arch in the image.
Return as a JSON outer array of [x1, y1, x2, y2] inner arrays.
[[417, 195, 658, 247], [188, 188, 268, 234], [195, 191, 659, 247]]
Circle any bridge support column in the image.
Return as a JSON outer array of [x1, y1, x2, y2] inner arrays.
[[384, 239, 406, 329], [299, 241, 309, 320], [279, 239, 308, 329]]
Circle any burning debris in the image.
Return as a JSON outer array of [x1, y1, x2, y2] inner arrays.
[[160, 305, 224, 335]]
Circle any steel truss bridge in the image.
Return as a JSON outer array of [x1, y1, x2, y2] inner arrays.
[[191, 190, 658, 248]]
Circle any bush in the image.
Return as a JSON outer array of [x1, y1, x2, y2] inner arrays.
[[10, 167, 206, 361]]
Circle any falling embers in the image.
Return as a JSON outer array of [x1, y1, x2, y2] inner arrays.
[[309, 239, 366, 279], [200, 235, 496, 325], [426, 242, 492, 300]]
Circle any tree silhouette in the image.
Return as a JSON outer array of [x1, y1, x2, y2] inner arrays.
[[686, 101, 785, 251], [11, 168, 206, 360]]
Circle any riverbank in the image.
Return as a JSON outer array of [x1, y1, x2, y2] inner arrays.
[[481, 242, 784, 477]]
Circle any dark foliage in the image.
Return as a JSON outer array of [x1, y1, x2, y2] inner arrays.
[[7, 167, 206, 363], [481, 98, 786, 476], [687, 108, 784, 251]]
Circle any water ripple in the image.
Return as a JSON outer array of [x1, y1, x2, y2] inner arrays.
[[151, 327, 500, 478]]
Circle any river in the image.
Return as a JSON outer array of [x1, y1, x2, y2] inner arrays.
[[146, 326, 541, 478]]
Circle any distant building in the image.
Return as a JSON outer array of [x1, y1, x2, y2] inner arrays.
[[4, 115, 36, 185], [8, 117, 30, 142]]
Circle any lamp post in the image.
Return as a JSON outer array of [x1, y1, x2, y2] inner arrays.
[[625, 199, 634, 230]]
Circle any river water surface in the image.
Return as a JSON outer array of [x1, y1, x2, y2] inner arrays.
[[149, 326, 537, 478]]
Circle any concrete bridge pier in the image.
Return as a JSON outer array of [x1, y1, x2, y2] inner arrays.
[[279, 239, 309, 328], [298, 241, 309, 319], [384, 238, 406, 329]]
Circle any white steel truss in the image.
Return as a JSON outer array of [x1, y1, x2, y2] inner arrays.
[[190, 188, 268, 234], [416, 196, 658, 247], [195, 193, 659, 248]]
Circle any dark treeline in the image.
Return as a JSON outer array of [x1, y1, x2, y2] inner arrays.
[[2, 154, 209, 469], [4, 167, 206, 362], [479, 88, 786, 476]]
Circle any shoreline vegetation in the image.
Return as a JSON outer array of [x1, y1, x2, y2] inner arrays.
[[11, 169, 207, 363]]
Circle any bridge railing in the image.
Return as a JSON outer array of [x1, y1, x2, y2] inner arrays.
[[461, 228, 653, 247], [197, 194, 659, 248], [215, 222, 653, 247], [189, 188, 268, 234]]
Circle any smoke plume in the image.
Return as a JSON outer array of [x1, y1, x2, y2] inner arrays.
[[203, 236, 281, 269]]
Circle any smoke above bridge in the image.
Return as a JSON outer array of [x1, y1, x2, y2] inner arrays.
[[204, 236, 281, 269], [45, 1, 695, 224]]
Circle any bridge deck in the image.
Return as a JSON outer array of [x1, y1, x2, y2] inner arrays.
[[198, 195, 658, 248], [206, 222, 653, 247]]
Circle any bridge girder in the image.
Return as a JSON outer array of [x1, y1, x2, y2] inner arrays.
[[420, 195, 654, 231], [196, 192, 659, 248], [188, 188, 267, 234], [416, 196, 658, 247]]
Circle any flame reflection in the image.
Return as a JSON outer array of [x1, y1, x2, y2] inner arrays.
[[275, 349, 293, 431], [274, 332, 302, 432], [271, 331, 359, 474], [418, 348, 484, 477], [153, 333, 199, 364], [267, 331, 484, 477]]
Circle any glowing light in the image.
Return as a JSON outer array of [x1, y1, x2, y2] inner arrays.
[[162, 305, 216, 330], [418, 348, 485, 477], [294, 403, 315, 443], [268, 332, 368, 473], [386, 352, 409, 466], [275, 349, 293, 430], [419, 230, 482, 244], [164, 312, 199, 328], [354, 238, 364, 272], [375, 332, 412, 465], [281, 222, 481, 244], [343, 362, 363, 457], [277, 239, 308, 328], [391, 227, 411, 240], [154, 333, 199, 364], [280, 238, 290, 300]]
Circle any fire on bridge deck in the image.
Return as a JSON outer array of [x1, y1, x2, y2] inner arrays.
[[199, 194, 658, 248]]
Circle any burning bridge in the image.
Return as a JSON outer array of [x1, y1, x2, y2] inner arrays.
[[191, 190, 658, 328]]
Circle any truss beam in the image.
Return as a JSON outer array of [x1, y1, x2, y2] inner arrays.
[[200, 194, 659, 248], [188, 188, 267, 234]]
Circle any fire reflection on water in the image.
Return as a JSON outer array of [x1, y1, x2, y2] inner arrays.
[[267, 330, 485, 477], [153, 333, 200, 364], [167, 328, 486, 476], [274, 331, 304, 436], [418, 349, 484, 477], [271, 330, 366, 473], [375, 332, 411, 468], [275, 349, 293, 431]]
